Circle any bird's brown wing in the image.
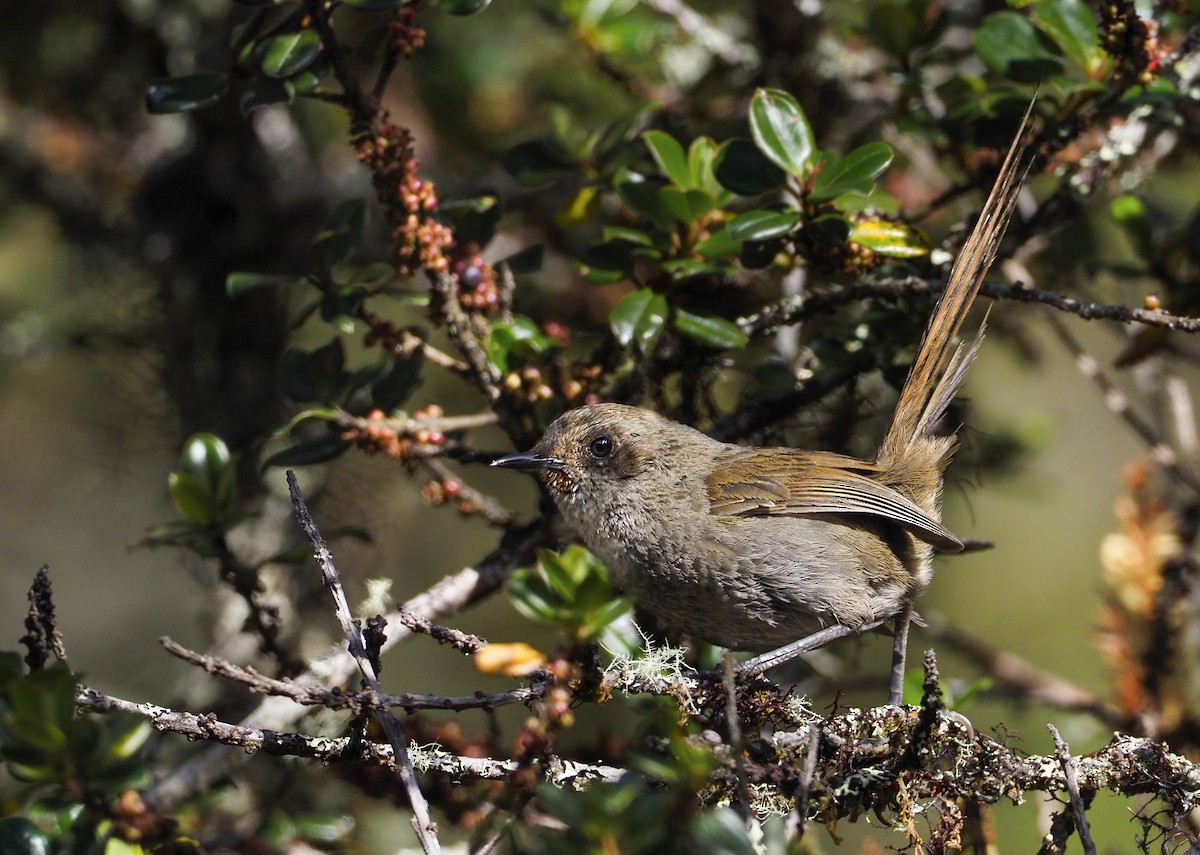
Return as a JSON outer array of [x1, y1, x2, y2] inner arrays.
[[706, 450, 963, 552]]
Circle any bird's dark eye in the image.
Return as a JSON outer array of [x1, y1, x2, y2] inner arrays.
[[588, 434, 614, 459]]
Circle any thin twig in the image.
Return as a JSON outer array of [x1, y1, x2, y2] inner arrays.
[[396, 611, 488, 655], [145, 517, 548, 810], [787, 722, 820, 840], [1044, 309, 1200, 494], [287, 470, 440, 854], [160, 637, 546, 712], [419, 456, 513, 526], [1049, 724, 1098, 855], [739, 277, 1200, 337], [77, 686, 617, 784]]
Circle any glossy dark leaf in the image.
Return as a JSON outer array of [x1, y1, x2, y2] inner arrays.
[[261, 434, 352, 469], [145, 73, 228, 114], [310, 200, 367, 274], [280, 339, 348, 402], [503, 140, 578, 186], [0, 817, 51, 855], [610, 288, 668, 352], [810, 142, 894, 203], [673, 310, 748, 349], [439, 0, 492, 14], [748, 88, 815, 175], [262, 29, 322, 78], [616, 176, 671, 229], [727, 209, 802, 242], [714, 139, 786, 196], [806, 213, 852, 245], [974, 12, 1064, 81], [371, 351, 424, 412], [345, 0, 407, 9]]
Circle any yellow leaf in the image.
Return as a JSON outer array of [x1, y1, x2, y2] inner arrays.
[[475, 642, 547, 677]]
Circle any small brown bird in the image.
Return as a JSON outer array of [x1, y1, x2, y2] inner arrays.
[[495, 107, 1032, 699]]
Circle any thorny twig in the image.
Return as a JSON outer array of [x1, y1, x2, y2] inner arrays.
[[286, 470, 441, 853]]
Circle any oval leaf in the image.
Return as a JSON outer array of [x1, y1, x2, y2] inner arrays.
[[850, 219, 930, 258], [262, 29, 322, 78], [145, 73, 228, 114], [810, 141, 895, 203], [715, 139, 786, 196], [610, 289, 668, 353], [673, 309, 748, 349], [749, 88, 815, 175], [657, 187, 714, 224], [643, 130, 689, 187], [974, 12, 1064, 82], [727, 209, 802, 242]]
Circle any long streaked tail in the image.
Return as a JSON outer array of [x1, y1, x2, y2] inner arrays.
[[879, 100, 1035, 461]]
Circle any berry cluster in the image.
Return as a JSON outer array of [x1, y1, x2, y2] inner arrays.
[[344, 405, 446, 461], [1101, 2, 1159, 87], [453, 245, 499, 311], [389, 5, 426, 58], [354, 118, 454, 275]]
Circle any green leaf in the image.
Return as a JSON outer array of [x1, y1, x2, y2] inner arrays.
[[508, 570, 565, 623], [179, 433, 232, 483], [673, 310, 748, 349], [748, 88, 815, 175], [850, 219, 930, 257], [602, 226, 655, 247], [503, 140, 578, 186], [807, 212, 852, 245], [486, 317, 557, 373], [168, 472, 214, 525], [810, 142, 894, 203], [610, 289, 668, 353], [643, 130, 689, 187], [262, 30, 322, 78], [261, 433, 352, 469], [227, 271, 302, 297], [145, 73, 228, 114], [1035, 0, 1101, 71], [345, 0, 407, 9], [579, 240, 638, 284], [974, 12, 1064, 82], [693, 228, 741, 260], [370, 352, 424, 412], [867, 0, 935, 59], [727, 209, 801, 242], [714, 139, 786, 196], [439, 0, 492, 14], [440, 194, 501, 246], [657, 187, 714, 224]]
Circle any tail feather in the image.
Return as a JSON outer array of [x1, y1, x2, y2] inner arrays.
[[881, 101, 1034, 459]]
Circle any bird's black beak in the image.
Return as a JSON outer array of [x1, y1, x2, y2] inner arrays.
[[490, 450, 564, 472]]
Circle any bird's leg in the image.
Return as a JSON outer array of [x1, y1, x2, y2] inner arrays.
[[888, 602, 914, 705], [735, 620, 885, 680]]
